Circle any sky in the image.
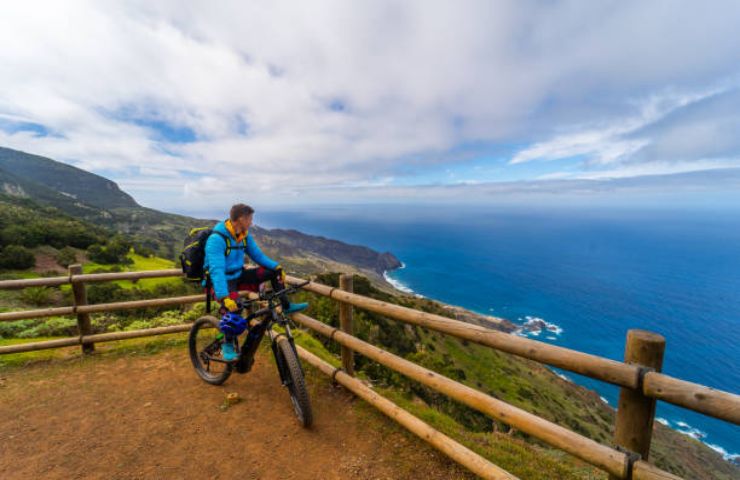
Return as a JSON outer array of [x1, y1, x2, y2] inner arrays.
[[1, 1, 740, 213]]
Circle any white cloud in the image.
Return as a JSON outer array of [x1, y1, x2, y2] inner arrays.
[[509, 87, 726, 165], [0, 1, 739, 209]]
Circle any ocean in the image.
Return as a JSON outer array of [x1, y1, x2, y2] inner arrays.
[[252, 204, 739, 461]]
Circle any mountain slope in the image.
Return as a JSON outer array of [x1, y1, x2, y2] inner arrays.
[[0, 147, 138, 209], [0, 146, 400, 280], [0, 166, 106, 219]]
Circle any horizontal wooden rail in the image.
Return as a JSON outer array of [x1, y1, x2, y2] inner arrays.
[[292, 312, 680, 480], [0, 336, 80, 354], [295, 345, 519, 480], [0, 295, 202, 323], [72, 269, 183, 284], [76, 294, 206, 314], [0, 323, 193, 355], [291, 311, 623, 476], [643, 372, 740, 425], [0, 289, 260, 324], [0, 269, 184, 290], [0, 306, 76, 322], [287, 276, 641, 389], [0, 276, 70, 289], [288, 276, 740, 427]]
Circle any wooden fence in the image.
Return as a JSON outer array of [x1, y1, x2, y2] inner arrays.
[[1, 266, 738, 479]]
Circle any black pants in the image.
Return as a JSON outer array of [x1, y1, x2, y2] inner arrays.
[[226, 266, 279, 292], [223, 266, 289, 309]]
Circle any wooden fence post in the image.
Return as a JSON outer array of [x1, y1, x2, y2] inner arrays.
[[609, 329, 665, 479], [339, 274, 354, 376], [69, 264, 94, 354]]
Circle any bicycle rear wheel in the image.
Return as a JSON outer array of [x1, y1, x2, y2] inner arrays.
[[189, 315, 233, 385], [276, 337, 313, 428]]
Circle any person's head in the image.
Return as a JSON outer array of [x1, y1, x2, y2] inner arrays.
[[229, 203, 254, 234]]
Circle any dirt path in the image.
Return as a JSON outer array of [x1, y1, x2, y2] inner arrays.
[[0, 347, 472, 479]]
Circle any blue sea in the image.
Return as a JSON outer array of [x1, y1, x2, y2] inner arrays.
[[253, 204, 740, 461]]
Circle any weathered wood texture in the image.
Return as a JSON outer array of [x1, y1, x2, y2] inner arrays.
[[292, 312, 630, 478], [296, 345, 520, 480], [287, 276, 740, 426], [288, 275, 641, 388], [69, 264, 94, 353], [643, 372, 740, 425], [0, 306, 75, 322], [338, 274, 354, 376], [0, 269, 183, 289], [0, 324, 192, 355], [610, 330, 665, 480]]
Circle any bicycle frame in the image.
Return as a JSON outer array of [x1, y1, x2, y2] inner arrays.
[[200, 281, 309, 375]]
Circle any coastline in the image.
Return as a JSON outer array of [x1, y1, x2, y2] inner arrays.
[[380, 264, 739, 465]]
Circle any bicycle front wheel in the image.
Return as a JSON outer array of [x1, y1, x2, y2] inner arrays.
[[189, 315, 233, 385], [276, 338, 313, 428]]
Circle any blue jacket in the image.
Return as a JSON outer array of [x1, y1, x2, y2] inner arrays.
[[204, 220, 279, 300]]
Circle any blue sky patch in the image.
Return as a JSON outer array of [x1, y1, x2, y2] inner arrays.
[[105, 106, 198, 143], [131, 117, 197, 143], [0, 118, 52, 137], [328, 99, 347, 112]]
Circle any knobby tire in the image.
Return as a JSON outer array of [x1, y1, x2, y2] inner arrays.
[[189, 316, 233, 385], [277, 338, 313, 428]]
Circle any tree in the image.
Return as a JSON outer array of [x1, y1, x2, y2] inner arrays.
[[0, 245, 36, 269], [56, 247, 77, 268], [86, 236, 133, 265]]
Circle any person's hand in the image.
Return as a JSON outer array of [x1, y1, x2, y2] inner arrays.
[[222, 297, 238, 312], [275, 265, 286, 284]]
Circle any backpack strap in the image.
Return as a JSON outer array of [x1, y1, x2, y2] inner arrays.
[[205, 273, 212, 313], [212, 231, 246, 256]]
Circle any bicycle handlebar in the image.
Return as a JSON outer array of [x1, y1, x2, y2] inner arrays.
[[235, 279, 312, 312]]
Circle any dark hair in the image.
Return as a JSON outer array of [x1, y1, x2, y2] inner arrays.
[[230, 203, 255, 221]]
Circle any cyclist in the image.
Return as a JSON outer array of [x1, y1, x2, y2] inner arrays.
[[204, 203, 307, 360]]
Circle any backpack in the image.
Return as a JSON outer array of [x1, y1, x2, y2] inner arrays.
[[179, 227, 247, 281]]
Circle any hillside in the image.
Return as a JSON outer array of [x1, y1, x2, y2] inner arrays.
[[0, 146, 400, 280], [0, 146, 138, 209]]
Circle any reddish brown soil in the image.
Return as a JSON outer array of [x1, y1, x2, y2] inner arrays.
[[31, 250, 66, 274], [0, 348, 472, 479]]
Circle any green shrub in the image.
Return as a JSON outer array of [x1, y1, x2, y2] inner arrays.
[[0, 316, 78, 338], [0, 319, 37, 338], [0, 245, 36, 269], [19, 287, 55, 306], [87, 236, 133, 265], [87, 282, 127, 304], [125, 312, 184, 331], [55, 247, 78, 268]]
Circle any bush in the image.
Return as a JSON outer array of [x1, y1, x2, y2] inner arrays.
[[0, 245, 36, 269], [17, 317, 78, 338], [56, 247, 77, 268], [0, 224, 44, 248], [19, 287, 55, 306], [87, 236, 133, 265], [87, 283, 127, 304]]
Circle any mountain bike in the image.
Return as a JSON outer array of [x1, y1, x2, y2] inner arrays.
[[188, 281, 313, 427]]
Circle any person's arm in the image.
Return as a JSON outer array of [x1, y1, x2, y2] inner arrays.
[[246, 233, 279, 270], [205, 233, 230, 300]]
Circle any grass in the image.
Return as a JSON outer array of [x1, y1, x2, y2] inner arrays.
[[0, 270, 42, 280], [81, 254, 180, 290], [16, 253, 184, 296], [376, 385, 605, 480]]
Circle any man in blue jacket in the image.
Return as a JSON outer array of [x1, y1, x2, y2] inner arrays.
[[204, 203, 307, 360]]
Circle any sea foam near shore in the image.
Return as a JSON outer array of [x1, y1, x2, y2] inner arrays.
[[514, 316, 564, 340], [383, 263, 424, 297]]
